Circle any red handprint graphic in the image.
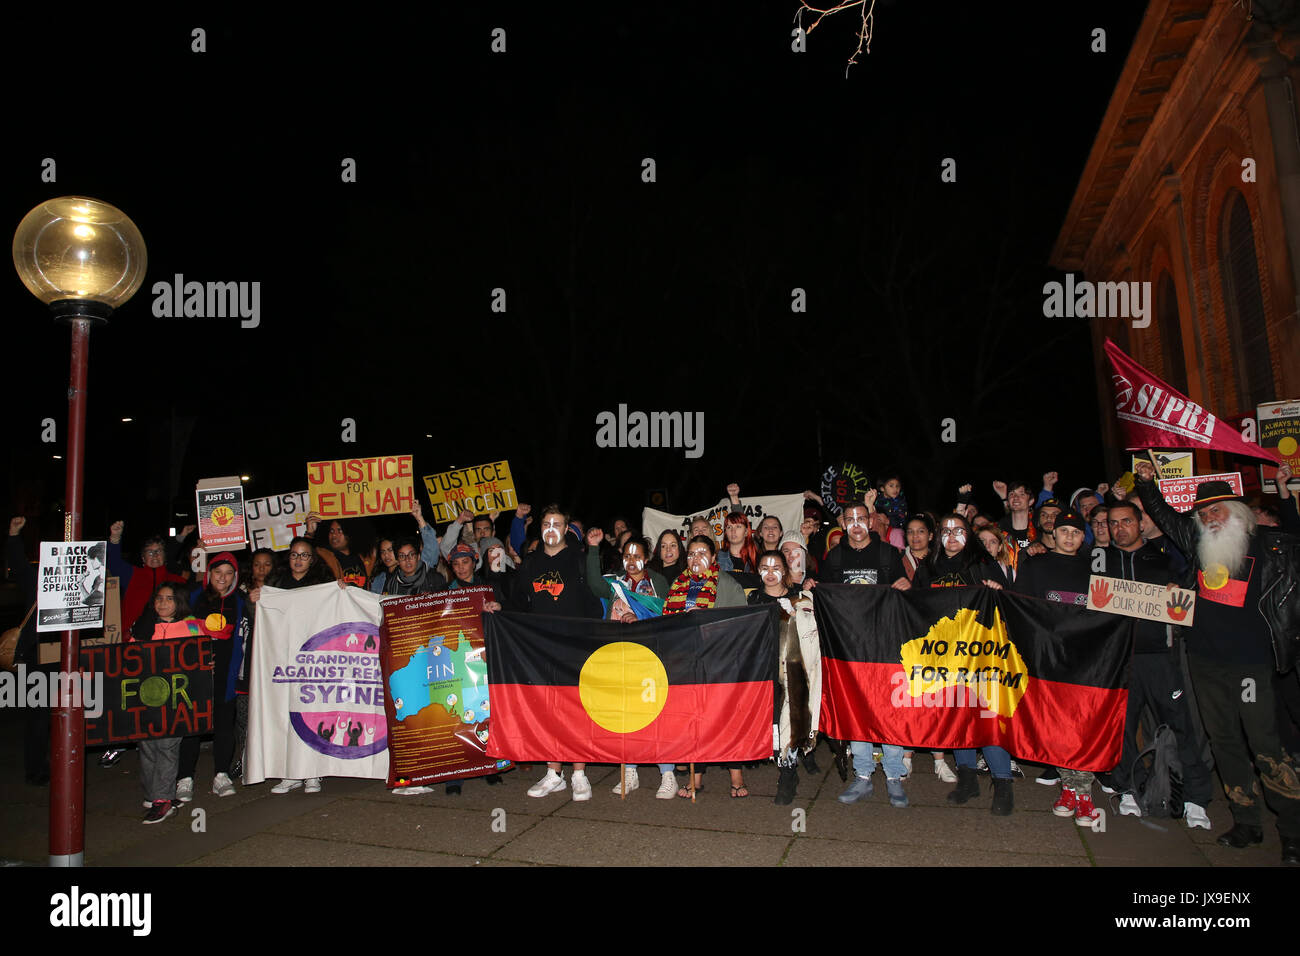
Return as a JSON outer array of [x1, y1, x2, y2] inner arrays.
[[1166, 590, 1193, 622], [1090, 578, 1113, 608]]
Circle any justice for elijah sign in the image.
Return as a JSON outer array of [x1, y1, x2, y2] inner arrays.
[[37, 540, 107, 632]]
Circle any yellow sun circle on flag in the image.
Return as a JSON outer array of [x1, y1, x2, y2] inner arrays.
[[1202, 563, 1229, 590], [205, 612, 227, 631], [578, 642, 669, 734], [1279, 436, 1298, 457], [211, 506, 234, 526]]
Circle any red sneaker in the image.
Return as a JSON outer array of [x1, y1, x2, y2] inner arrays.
[[1075, 792, 1101, 827], [1051, 787, 1077, 817]]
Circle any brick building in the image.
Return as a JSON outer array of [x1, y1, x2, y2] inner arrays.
[[1052, 0, 1300, 478]]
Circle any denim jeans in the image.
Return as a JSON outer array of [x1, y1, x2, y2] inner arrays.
[[626, 764, 674, 774], [955, 746, 1011, 779], [850, 741, 906, 780]]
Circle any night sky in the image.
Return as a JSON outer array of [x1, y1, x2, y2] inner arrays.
[[2, 4, 1147, 546]]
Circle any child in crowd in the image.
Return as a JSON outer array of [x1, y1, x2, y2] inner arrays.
[[877, 474, 909, 530]]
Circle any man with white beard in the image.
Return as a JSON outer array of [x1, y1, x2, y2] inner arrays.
[[1135, 462, 1300, 865]]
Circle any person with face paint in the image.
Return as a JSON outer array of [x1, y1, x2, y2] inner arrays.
[[510, 505, 604, 802], [913, 514, 1006, 590], [584, 530, 677, 797], [662, 534, 747, 796], [649, 529, 686, 584], [779, 531, 816, 589], [176, 552, 249, 803], [823, 501, 912, 809]]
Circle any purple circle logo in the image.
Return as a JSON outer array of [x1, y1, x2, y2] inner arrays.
[[286, 620, 387, 759]]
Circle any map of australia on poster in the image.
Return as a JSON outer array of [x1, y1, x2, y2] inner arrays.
[[390, 632, 490, 725]]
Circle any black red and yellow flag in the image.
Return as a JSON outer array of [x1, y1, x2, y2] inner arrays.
[[484, 606, 778, 763], [815, 585, 1133, 771]]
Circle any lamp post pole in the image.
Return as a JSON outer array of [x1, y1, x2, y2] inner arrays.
[[49, 314, 93, 865], [12, 197, 147, 867]]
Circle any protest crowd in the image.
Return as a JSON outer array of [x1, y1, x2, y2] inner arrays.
[[5, 456, 1300, 866]]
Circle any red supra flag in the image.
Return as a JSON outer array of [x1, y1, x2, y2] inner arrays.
[[1103, 338, 1280, 462]]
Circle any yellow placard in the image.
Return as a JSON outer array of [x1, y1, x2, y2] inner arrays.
[[422, 460, 516, 524], [307, 455, 414, 518]]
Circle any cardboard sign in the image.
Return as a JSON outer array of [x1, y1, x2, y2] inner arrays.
[[308, 456, 414, 518], [1157, 472, 1244, 512], [196, 477, 247, 550], [1086, 575, 1195, 627], [1258, 400, 1300, 494], [37, 541, 107, 633], [82, 636, 215, 745], [246, 490, 310, 551], [1131, 452, 1192, 479], [421, 461, 517, 524], [642, 493, 807, 548]]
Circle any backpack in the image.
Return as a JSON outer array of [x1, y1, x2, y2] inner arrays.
[[1131, 723, 1184, 818]]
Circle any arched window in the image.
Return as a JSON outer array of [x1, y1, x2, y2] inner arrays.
[[1218, 190, 1273, 409], [1156, 271, 1187, 395]]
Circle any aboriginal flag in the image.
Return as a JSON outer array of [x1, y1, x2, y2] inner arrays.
[[816, 585, 1133, 771], [484, 606, 777, 763]]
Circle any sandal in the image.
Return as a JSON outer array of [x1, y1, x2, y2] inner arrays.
[[676, 785, 701, 799], [730, 784, 750, 798]]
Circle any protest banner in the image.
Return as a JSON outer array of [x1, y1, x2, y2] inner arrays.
[[642, 493, 806, 547], [196, 477, 247, 550], [486, 605, 777, 764], [246, 489, 310, 551], [39, 575, 122, 665], [1257, 399, 1300, 494], [308, 455, 414, 518], [820, 461, 873, 516], [816, 585, 1133, 771], [82, 635, 215, 746], [1157, 472, 1244, 512], [421, 460, 516, 524], [245, 582, 389, 784], [1086, 575, 1196, 626], [1131, 452, 1192, 479], [379, 586, 511, 787], [37, 541, 107, 633]]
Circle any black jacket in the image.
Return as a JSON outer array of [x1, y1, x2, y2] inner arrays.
[[1136, 477, 1300, 673]]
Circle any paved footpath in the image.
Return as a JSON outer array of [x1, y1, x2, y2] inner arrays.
[[0, 719, 1286, 868]]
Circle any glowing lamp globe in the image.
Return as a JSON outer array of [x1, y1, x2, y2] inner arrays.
[[12, 196, 147, 321]]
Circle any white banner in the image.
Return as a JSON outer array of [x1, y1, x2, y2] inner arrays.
[[246, 583, 389, 784], [642, 493, 806, 548]]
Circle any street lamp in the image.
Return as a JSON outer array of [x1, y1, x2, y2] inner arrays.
[[12, 196, 146, 867]]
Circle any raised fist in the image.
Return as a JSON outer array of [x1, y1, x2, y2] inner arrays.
[[9, 516, 26, 536], [586, 527, 604, 548], [457, 509, 474, 525], [516, 503, 531, 518], [1043, 471, 1058, 491], [109, 519, 124, 542], [1133, 460, 1156, 483], [992, 480, 1007, 499]]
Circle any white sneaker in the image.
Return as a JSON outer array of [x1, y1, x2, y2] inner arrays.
[[1119, 793, 1142, 817], [271, 778, 303, 794], [175, 777, 193, 803], [212, 772, 236, 797], [392, 785, 435, 795], [570, 770, 592, 801], [527, 769, 566, 798], [1184, 801, 1211, 830], [934, 757, 957, 783], [656, 771, 678, 799], [612, 766, 640, 795], [304, 777, 322, 794]]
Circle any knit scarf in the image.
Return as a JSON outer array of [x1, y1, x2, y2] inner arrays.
[[664, 565, 719, 614]]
